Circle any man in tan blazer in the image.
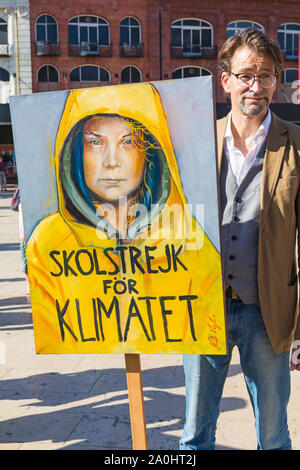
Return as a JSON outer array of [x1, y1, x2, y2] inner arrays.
[[180, 29, 300, 451]]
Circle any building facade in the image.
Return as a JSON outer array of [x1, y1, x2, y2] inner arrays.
[[29, 0, 300, 103], [0, 0, 32, 98], [0, 1, 32, 162]]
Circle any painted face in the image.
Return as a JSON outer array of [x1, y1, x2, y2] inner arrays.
[[221, 46, 277, 117], [83, 116, 146, 202]]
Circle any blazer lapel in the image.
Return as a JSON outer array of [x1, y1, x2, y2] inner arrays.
[[216, 116, 229, 174], [259, 112, 288, 231]]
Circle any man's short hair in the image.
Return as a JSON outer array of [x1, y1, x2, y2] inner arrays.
[[217, 28, 283, 78]]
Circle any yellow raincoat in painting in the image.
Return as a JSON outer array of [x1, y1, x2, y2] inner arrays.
[[26, 83, 226, 354]]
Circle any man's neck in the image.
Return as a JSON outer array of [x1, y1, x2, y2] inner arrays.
[[230, 108, 268, 157]]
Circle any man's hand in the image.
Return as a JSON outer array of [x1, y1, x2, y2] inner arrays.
[[290, 339, 300, 371]]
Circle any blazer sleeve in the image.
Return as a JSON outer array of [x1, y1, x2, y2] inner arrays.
[[295, 185, 300, 339], [294, 125, 300, 339]]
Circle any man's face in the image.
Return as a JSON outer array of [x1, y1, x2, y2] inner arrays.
[[83, 116, 146, 202], [221, 46, 277, 117]]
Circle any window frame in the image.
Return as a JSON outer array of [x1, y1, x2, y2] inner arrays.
[[171, 66, 212, 79], [0, 17, 8, 45], [35, 14, 59, 45], [68, 15, 110, 47], [69, 65, 111, 82], [278, 23, 300, 57], [171, 18, 213, 50], [226, 20, 264, 39], [0, 66, 9, 82], [281, 68, 298, 84], [37, 64, 60, 83], [120, 16, 141, 46], [121, 65, 142, 83]]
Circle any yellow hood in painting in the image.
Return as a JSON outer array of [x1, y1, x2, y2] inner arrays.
[[26, 83, 226, 356], [55, 83, 190, 248]]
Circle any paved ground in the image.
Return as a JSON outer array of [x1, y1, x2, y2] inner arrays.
[[0, 184, 299, 451]]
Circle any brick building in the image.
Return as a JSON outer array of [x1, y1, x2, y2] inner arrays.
[[27, 0, 300, 103], [0, 1, 32, 162]]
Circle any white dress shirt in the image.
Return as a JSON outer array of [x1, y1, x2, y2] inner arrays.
[[223, 109, 271, 186]]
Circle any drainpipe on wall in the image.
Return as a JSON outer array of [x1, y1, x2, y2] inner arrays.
[[13, 10, 20, 95], [4, 7, 15, 96]]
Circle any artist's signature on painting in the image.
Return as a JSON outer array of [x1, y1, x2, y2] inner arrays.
[[208, 313, 222, 350]]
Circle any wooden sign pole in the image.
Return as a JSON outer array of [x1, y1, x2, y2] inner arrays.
[[125, 353, 148, 450]]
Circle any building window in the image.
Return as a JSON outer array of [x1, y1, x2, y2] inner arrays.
[[121, 66, 142, 83], [0, 18, 8, 45], [278, 24, 300, 58], [226, 21, 264, 39], [35, 15, 58, 44], [0, 67, 9, 81], [68, 16, 109, 48], [281, 69, 298, 84], [70, 65, 110, 82], [172, 67, 211, 79], [120, 17, 141, 45], [171, 19, 213, 52], [37, 65, 59, 82]]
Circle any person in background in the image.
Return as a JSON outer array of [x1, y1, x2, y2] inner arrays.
[[11, 187, 30, 298], [0, 156, 7, 191], [19, 202, 30, 299]]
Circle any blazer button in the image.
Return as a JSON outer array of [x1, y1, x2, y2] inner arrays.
[[233, 216, 240, 222], [229, 255, 235, 260], [231, 235, 237, 241], [228, 274, 233, 280]]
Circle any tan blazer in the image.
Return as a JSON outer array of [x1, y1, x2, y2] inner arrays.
[[217, 111, 300, 354]]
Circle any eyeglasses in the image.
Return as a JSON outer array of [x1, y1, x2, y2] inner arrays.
[[230, 72, 278, 88]]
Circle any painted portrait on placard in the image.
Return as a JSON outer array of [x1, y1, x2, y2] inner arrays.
[[10, 78, 226, 355]]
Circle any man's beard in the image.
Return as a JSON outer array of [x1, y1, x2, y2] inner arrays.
[[239, 95, 269, 116]]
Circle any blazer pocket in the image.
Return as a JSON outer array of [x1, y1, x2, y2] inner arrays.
[[276, 175, 298, 191], [288, 272, 297, 287]]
